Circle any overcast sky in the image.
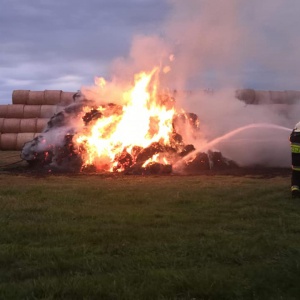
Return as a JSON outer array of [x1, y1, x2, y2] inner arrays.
[[1, 0, 300, 104]]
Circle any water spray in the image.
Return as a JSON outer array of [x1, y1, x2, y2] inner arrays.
[[174, 123, 292, 169]]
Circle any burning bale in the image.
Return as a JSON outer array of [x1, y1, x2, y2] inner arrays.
[[21, 102, 237, 174], [21, 70, 238, 174]]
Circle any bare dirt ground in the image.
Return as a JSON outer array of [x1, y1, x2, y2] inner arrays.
[[1, 162, 291, 179], [0, 151, 290, 179]]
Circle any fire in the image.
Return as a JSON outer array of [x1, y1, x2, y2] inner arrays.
[[74, 68, 176, 172], [20, 66, 237, 174]]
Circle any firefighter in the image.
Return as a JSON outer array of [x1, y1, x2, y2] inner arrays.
[[290, 122, 300, 197]]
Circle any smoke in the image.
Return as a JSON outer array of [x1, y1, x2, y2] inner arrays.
[[110, 35, 172, 79], [182, 89, 295, 167], [81, 35, 172, 105], [172, 0, 299, 167], [79, 0, 300, 167], [162, 0, 300, 167], [163, 0, 247, 91], [163, 0, 300, 91], [242, 0, 300, 89]]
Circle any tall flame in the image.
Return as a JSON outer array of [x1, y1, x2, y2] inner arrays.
[[74, 68, 176, 171]]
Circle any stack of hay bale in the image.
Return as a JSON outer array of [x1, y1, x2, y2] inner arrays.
[[0, 90, 75, 150], [235, 89, 300, 105]]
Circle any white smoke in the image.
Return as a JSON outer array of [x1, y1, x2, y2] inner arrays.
[[182, 89, 294, 167]]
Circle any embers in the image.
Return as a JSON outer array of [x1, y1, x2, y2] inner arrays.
[[112, 142, 173, 174]]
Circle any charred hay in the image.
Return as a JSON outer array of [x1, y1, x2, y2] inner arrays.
[[21, 99, 238, 174]]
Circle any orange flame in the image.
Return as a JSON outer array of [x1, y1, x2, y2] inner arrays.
[[74, 68, 176, 171]]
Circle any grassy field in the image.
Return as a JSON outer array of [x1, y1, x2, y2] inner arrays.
[[0, 152, 299, 299]]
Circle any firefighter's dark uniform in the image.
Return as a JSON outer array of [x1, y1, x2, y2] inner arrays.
[[290, 128, 300, 197]]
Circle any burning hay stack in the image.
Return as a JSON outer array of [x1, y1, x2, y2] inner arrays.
[[21, 70, 238, 174]]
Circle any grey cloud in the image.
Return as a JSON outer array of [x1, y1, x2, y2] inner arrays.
[[0, 0, 169, 103], [1, 0, 300, 105]]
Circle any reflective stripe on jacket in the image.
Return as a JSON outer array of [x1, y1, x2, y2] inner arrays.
[[290, 130, 300, 170], [291, 143, 300, 153]]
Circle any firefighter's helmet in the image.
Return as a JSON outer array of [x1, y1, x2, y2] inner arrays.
[[294, 122, 300, 132]]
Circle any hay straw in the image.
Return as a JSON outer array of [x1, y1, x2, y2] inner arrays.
[[45, 90, 62, 105], [270, 91, 287, 104], [237, 89, 256, 104], [0, 132, 36, 150], [20, 119, 37, 133], [0, 118, 4, 132], [0, 105, 9, 118], [286, 90, 300, 102], [12, 90, 30, 105], [36, 119, 49, 132], [0, 118, 49, 134], [60, 91, 75, 106], [6, 105, 25, 118], [16, 133, 35, 150], [40, 105, 58, 118], [2, 119, 21, 133], [13, 90, 76, 105], [28, 91, 45, 105], [255, 90, 271, 104], [0, 133, 18, 150], [23, 105, 42, 118]]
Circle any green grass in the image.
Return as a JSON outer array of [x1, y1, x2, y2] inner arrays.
[[0, 171, 299, 300]]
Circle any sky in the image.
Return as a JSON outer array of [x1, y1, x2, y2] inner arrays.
[[0, 0, 169, 103], [1, 0, 300, 104]]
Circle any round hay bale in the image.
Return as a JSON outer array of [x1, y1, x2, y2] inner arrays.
[[36, 118, 49, 132], [236, 89, 256, 104], [255, 90, 271, 104], [16, 133, 35, 150], [0, 105, 9, 118], [60, 91, 75, 106], [28, 91, 45, 105], [6, 104, 25, 118], [45, 90, 62, 105], [0, 133, 18, 150], [20, 119, 37, 133], [2, 119, 21, 133], [270, 91, 287, 104], [286, 90, 300, 103], [23, 105, 42, 118], [40, 105, 57, 118], [0, 118, 4, 132], [12, 90, 30, 104]]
